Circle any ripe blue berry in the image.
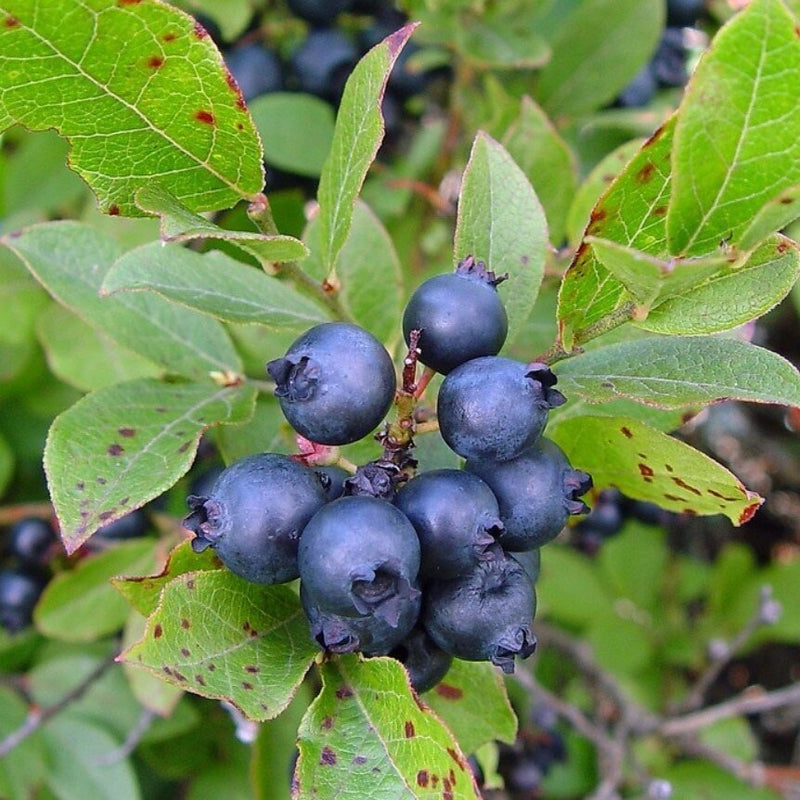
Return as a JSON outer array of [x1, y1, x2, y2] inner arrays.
[[311, 464, 349, 500], [437, 358, 565, 462], [7, 517, 57, 568], [298, 496, 421, 626], [394, 469, 503, 581], [422, 553, 537, 674], [301, 582, 421, 656], [184, 453, 327, 584], [289, 29, 358, 102], [267, 322, 397, 446], [0, 569, 46, 633], [225, 43, 283, 102], [466, 438, 592, 550], [402, 256, 508, 375], [388, 626, 453, 694]]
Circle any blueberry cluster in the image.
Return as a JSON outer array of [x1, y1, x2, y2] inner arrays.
[[184, 257, 591, 690]]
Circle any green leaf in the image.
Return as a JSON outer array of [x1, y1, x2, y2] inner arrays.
[[555, 336, 800, 409], [566, 138, 645, 246], [422, 659, 517, 755], [551, 416, 763, 525], [699, 717, 759, 763], [42, 716, 141, 800], [557, 117, 675, 350], [534, 0, 663, 118], [638, 235, 800, 335], [667, 0, 800, 256], [45, 378, 256, 552], [303, 200, 404, 342], [502, 96, 578, 246], [2, 221, 241, 378], [35, 540, 157, 642], [114, 539, 224, 617], [454, 132, 547, 347], [738, 183, 800, 250], [0, 686, 46, 800], [295, 655, 481, 800], [250, 92, 336, 178], [0, 0, 263, 215], [0, 430, 14, 497], [664, 761, 781, 800], [176, 0, 252, 43], [103, 242, 331, 329], [37, 304, 162, 392], [123, 570, 318, 721], [134, 184, 308, 266], [316, 23, 416, 274]]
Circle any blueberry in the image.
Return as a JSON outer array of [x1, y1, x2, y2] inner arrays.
[[267, 322, 397, 446], [301, 582, 420, 656], [651, 28, 689, 88], [184, 453, 327, 584], [93, 508, 150, 543], [388, 626, 453, 694], [466, 438, 592, 550], [402, 256, 508, 375], [666, 0, 705, 27], [422, 552, 536, 674], [224, 43, 284, 102], [437, 358, 565, 462], [615, 63, 658, 108], [7, 517, 57, 568], [298, 496, 421, 625], [311, 464, 349, 500], [289, 29, 358, 102], [0, 569, 46, 633], [394, 469, 503, 581], [287, 0, 352, 27], [574, 488, 625, 554], [512, 547, 541, 585]]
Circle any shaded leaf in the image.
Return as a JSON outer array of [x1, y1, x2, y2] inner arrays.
[[422, 659, 517, 755], [103, 241, 331, 329], [0, 0, 263, 215], [316, 23, 416, 274], [295, 655, 481, 799], [555, 336, 800, 410], [667, 0, 800, 256], [35, 540, 158, 642], [0, 687, 46, 800], [502, 96, 578, 246], [455, 132, 548, 347], [45, 378, 256, 552], [123, 570, 317, 721], [535, 0, 663, 118], [550, 416, 763, 525], [2, 221, 241, 378], [135, 184, 308, 266]]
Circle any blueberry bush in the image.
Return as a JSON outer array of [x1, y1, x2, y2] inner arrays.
[[2, 1, 800, 798]]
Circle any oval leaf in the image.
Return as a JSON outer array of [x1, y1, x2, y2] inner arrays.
[[0, 0, 264, 215], [45, 378, 256, 552], [316, 23, 417, 274], [455, 131, 547, 346], [123, 570, 318, 721], [556, 336, 800, 410], [550, 416, 763, 525], [295, 655, 481, 800], [667, 0, 800, 256], [103, 242, 331, 329]]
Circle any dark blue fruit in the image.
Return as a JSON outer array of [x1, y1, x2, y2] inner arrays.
[[388, 626, 453, 694], [93, 508, 150, 543], [651, 28, 689, 88], [466, 438, 592, 550], [301, 582, 420, 656], [289, 29, 358, 102], [7, 517, 57, 568], [666, 0, 705, 27], [225, 43, 284, 102], [616, 63, 657, 108], [394, 469, 503, 581], [402, 256, 508, 375], [311, 464, 349, 500], [422, 552, 537, 674], [288, 0, 352, 27], [0, 569, 46, 633], [512, 547, 541, 585], [184, 453, 327, 584], [267, 322, 397, 446], [298, 496, 421, 625], [437, 358, 565, 462]]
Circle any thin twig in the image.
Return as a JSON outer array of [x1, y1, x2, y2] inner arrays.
[[92, 707, 157, 766], [0, 652, 117, 759]]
